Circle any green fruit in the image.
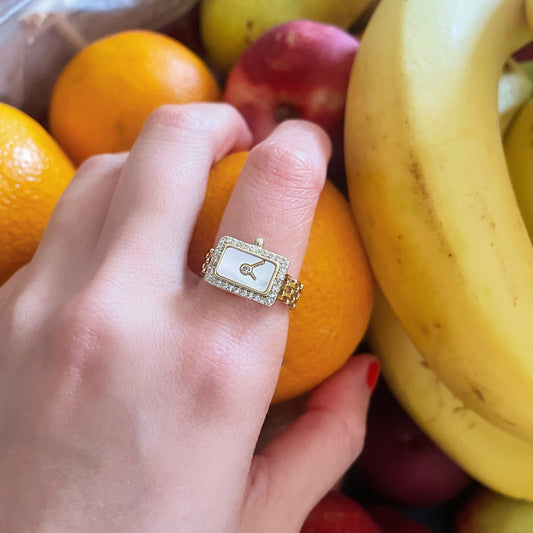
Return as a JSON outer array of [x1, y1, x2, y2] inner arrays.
[[456, 488, 533, 532], [200, 0, 376, 73]]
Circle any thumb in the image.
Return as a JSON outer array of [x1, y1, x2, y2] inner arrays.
[[240, 354, 380, 533]]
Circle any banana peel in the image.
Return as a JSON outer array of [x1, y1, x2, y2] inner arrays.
[[345, 0, 533, 442], [368, 290, 533, 501]]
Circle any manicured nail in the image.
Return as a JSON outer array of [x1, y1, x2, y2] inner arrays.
[[366, 361, 381, 392]]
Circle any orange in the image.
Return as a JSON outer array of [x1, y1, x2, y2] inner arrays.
[[0, 103, 75, 285], [49, 30, 221, 165], [189, 152, 375, 403]]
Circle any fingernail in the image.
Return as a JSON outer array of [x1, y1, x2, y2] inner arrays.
[[366, 361, 381, 392]]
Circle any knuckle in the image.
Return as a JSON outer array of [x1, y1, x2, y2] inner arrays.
[[193, 329, 241, 387], [0, 299, 28, 356], [249, 142, 324, 193], [145, 104, 215, 141], [1, 287, 39, 334], [76, 153, 124, 176], [184, 322, 260, 416], [47, 291, 117, 376], [0, 270, 50, 349], [336, 413, 366, 458]]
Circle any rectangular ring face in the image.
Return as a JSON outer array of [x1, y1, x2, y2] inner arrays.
[[216, 246, 278, 294], [203, 236, 289, 306]]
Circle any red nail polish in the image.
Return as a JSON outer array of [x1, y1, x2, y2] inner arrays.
[[366, 361, 381, 392]]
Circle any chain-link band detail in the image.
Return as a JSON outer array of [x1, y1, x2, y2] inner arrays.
[[201, 248, 215, 275], [277, 274, 304, 309]]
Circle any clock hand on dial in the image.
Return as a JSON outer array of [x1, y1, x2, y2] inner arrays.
[[239, 259, 265, 281]]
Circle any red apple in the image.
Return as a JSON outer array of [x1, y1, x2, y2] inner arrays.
[[301, 492, 382, 533], [367, 505, 433, 533], [345, 381, 472, 507], [513, 41, 533, 62], [223, 20, 359, 190]]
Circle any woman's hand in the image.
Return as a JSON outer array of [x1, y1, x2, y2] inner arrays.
[[0, 103, 377, 532]]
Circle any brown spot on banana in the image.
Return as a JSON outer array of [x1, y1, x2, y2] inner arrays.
[[471, 385, 485, 403], [407, 149, 456, 261]]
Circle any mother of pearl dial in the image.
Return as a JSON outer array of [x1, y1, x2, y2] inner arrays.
[[216, 246, 278, 294]]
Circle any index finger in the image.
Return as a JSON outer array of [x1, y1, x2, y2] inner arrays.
[[98, 103, 253, 285]]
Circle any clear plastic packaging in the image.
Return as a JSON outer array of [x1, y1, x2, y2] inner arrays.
[[0, 0, 198, 120]]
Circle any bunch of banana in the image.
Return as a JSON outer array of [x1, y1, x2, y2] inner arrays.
[[345, 0, 533, 498], [368, 290, 533, 500], [365, 65, 533, 500]]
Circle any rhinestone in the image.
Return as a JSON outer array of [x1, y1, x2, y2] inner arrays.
[[240, 264, 252, 275]]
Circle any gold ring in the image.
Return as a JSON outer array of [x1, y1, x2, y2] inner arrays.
[[201, 236, 303, 309]]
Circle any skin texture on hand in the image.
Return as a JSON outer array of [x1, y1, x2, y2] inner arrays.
[[0, 103, 377, 533]]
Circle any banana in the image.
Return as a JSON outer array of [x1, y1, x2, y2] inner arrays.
[[504, 96, 533, 240], [345, 0, 533, 441], [363, 65, 533, 500], [367, 290, 533, 501], [498, 59, 532, 133]]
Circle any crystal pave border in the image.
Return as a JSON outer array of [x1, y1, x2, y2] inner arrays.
[[203, 236, 289, 306]]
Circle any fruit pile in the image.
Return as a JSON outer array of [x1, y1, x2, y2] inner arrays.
[[2, 0, 533, 530]]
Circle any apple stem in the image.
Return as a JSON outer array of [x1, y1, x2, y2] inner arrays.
[[273, 103, 299, 123]]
